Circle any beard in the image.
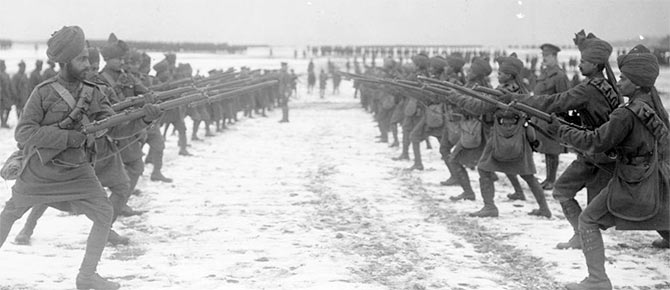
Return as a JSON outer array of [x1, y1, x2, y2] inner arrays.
[[65, 63, 88, 81]]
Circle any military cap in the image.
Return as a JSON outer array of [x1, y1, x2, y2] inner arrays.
[[46, 26, 86, 63], [617, 44, 659, 87], [411, 52, 430, 69], [539, 43, 561, 55], [101, 33, 129, 61], [446, 54, 466, 71], [88, 47, 100, 65], [18, 60, 25, 67]]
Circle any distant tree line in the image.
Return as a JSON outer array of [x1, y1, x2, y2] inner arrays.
[[87, 39, 249, 53]]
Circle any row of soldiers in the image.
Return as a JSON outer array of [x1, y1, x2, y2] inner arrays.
[[0, 26, 296, 290], [356, 30, 668, 290], [306, 59, 342, 97], [0, 59, 58, 127]]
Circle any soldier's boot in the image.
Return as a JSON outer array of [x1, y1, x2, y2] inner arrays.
[[76, 272, 120, 290], [541, 154, 558, 190], [469, 173, 498, 217], [390, 126, 399, 147], [107, 229, 129, 246], [191, 121, 202, 141], [565, 226, 612, 290], [523, 175, 552, 218], [557, 199, 583, 249], [14, 205, 48, 245], [393, 139, 411, 160], [652, 231, 670, 249], [149, 151, 172, 183], [449, 165, 476, 201], [205, 121, 215, 137], [505, 174, 526, 201], [440, 159, 460, 186], [407, 142, 424, 170], [376, 131, 389, 143], [178, 137, 192, 156]]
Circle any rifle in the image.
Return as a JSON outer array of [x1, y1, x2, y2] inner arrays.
[[417, 75, 586, 130], [188, 80, 278, 107], [111, 77, 253, 112], [604, 62, 624, 106], [149, 70, 237, 91], [84, 80, 277, 134]]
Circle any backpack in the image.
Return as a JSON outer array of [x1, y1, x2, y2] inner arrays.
[[491, 114, 526, 162], [426, 104, 444, 128], [459, 118, 482, 149]]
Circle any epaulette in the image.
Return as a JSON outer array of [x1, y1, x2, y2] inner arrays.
[[34, 76, 58, 89], [81, 79, 104, 93]]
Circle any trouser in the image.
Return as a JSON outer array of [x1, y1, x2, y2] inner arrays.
[[123, 158, 144, 193], [553, 156, 614, 235], [377, 108, 393, 141], [0, 196, 113, 275], [544, 154, 559, 183], [167, 118, 188, 151], [145, 126, 165, 176]]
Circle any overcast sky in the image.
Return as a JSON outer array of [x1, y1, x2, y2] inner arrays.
[[0, 0, 668, 46]]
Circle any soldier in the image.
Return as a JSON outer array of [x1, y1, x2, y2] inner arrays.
[[502, 30, 618, 250], [318, 68, 328, 99], [0, 60, 13, 128], [447, 56, 492, 201], [532, 43, 570, 191], [393, 53, 429, 164], [99, 33, 152, 205], [12, 60, 30, 118], [332, 69, 341, 95], [13, 46, 141, 247], [28, 60, 44, 95], [0, 26, 160, 290], [278, 62, 292, 123], [42, 60, 58, 79], [447, 54, 551, 218], [154, 55, 191, 156], [438, 54, 466, 186], [553, 45, 668, 290]]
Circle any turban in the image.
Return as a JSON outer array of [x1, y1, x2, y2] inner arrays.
[[87, 47, 100, 65], [430, 56, 448, 71], [47, 26, 86, 63], [573, 30, 612, 65], [411, 52, 430, 69], [101, 33, 129, 61], [383, 57, 396, 69], [165, 53, 177, 65], [446, 54, 465, 71], [470, 56, 492, 77], [617, 44, 659, 87], [540, 43, 560, 55], [497, 53, 524, 76], [153, 59, 169, 74]]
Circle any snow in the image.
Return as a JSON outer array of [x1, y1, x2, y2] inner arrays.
[[0, 51, 668, 289]]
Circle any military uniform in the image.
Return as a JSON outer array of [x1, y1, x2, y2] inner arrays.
[[278, 63, 292, 123], [11, 63, 30, 117], [0, 61, 13, 127]]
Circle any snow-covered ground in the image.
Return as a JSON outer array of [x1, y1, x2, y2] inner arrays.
[[0, 52, 669, 289]]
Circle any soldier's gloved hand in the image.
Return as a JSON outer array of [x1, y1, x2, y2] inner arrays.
[[546, 113, 561, 136], [143, 92, 157, 104], [142, 104, 162, 123], [66, 130, 87, 148]]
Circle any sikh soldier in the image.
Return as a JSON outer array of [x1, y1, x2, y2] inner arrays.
[[532, 43, 570, 191], [393, 53, 430, 163], [447, 56, 493, 201], [0, 60, 13, 128], [278, 62, 292, 123], [99, 33, 152, 204], [130, 51, 173, 183], [0, 26, 161, 290], [12, 60, 30, 118], [502, 30, 619, 250], [154, 55, 191, 156], [447, 54, 551, 218], [438, 54, 466, 186], [42, 60, 58, 79], [13, 46, 140, 247], [552, 45, 669, 290], [28, 60, 44, 95]]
